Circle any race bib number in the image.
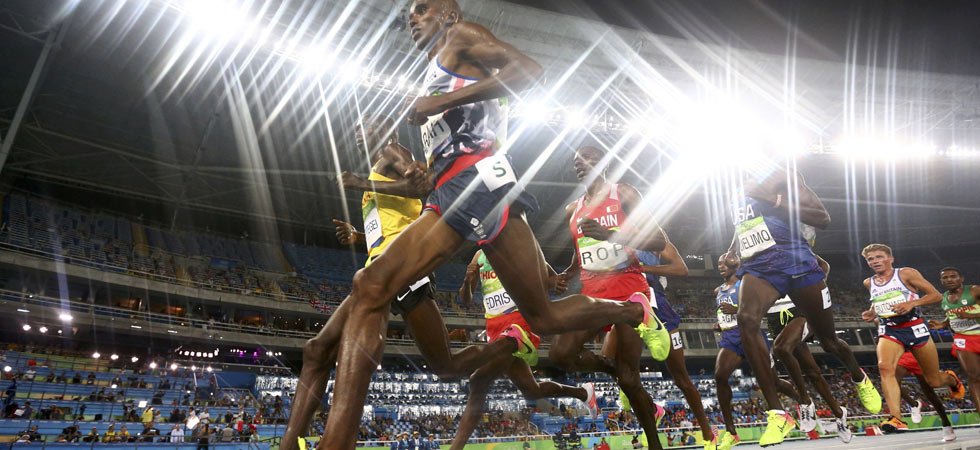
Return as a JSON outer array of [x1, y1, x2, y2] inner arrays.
[[872, 290, 907, 319], [577, 237, 630, 272], [878, 324, 886, 336], [736, 216, 775, 259], [821, 287, 832, 309], [911, 323, 930, 338], [955, 338, 967, 348], [482, 287, 516, 316], [420, 112, 451, 161], [950, 318, 980, 333], [717, 305, 738, 330], [670, 332, 684, 350], [475, 153, 517, 191], [363, 204, 383, 250]]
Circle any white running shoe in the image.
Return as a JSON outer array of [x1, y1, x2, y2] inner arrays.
[[942, 426, 956, 442], [583, 382, 598, 419], [798, 401, 817, 433], [910, 400, 923, 424], [836, 407, 852, 444]]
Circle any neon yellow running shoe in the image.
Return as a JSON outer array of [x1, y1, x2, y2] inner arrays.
[[501, 324, 539, 366], [628, 291, 670, 361], [717, 430, 740, 450], [855, 369, 882, 414], [759, 410, 796, 447], [619, 388, 631, 412]]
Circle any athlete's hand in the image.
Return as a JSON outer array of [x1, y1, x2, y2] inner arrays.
[[861, 309, 877, 323], [928, 319, 948, 330], [340, 171, 366, 190], [891, 301, 916, 315], [719, 302, 738, 315], [552, 272, 570, 295], [406, 95, 449, 126], [579, 218, 612, 241], [333, 219, 357, 246], [403, 162, 433, 197]]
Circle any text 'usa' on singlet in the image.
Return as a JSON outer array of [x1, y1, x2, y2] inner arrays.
[[716, 281, 741, 331]]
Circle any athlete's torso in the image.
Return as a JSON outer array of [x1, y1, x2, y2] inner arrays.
[[570, 184, 648, 299], [716, 280, 740, 331], [942, 286, 980, 335], [731, 187, 815, 268], [476, 250, 518, 319], [419, 59, 507, 180], [361, 164, 422, 265], [868, 268, 921, 327]]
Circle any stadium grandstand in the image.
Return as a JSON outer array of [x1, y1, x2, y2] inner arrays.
[[2, 0, 980, 449]]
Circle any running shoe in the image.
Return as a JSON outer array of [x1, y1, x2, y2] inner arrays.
[[910, 399, 923, 424], [797, 401, 817, 433], [716, 430, 740, 450], [942, 425, 957, 442], [945, 370, 966, 400], [880, 416, 908, 433], [835, 407, 852, 444], [653, 402, 666, 427], [759, 410, 796, 447], [619, 388, 631, 412], [628, 291, 670, 361], [698, 432, 717, 450], [855, 369, 882, 414], [501, 324, 538, 366], [583, 382, 598, 419]]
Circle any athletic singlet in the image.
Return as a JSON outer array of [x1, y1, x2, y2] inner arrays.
[[716, 280, 741, 331], [476, 250, 518, 319], [730, 186, 815, 265], [420, 58, 507, 182], [361, 165, 422, 266], [942, 286, 980, 335], [867, 268, 921, 327], [569, 184, 648, 299], [635, 250, 668, 302], [767, 296, 794, 314]]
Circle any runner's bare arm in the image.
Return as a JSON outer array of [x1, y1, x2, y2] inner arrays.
[[893, 268, 942, 314], [458, 251, 482, 305], [608, 183, 666, 252], [559, 202, 582, 281], [440, 22, 542, 110], [749, 172, 830, 229], [351, 144, 431, 198], [639, 238, 688, 277]]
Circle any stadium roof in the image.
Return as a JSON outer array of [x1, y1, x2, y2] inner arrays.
[[1, 0, 979, 262]]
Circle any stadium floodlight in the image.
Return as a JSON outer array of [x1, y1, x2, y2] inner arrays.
[[170, 363, 178, 370], [181, 0, 256, 44], [110, 354, 119, 361], [21, 324, 30, 331], [111, 384, 118, 389], [2, 366, 10, 373], [131, 357, 139, 363], [296, 45, 336, 76], [149, 362, 158, 369], [17, 308, 29, 313], [38, 326, 48, 333], [191, 365, 198, 371], [206, 367, 213, 373], [92, 352, 101, 359], [564, 108, 589, 128], [59, 313, 72, 322]]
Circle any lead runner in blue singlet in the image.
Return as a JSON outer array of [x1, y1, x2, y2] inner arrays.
[[728, 166, 881, 446], [320, 1, 661, 447]]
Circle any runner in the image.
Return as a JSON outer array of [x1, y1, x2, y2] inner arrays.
[[894, 351, 956, 442], [450, 249, 593, 450], [859, 243, 964, 433], [635, 240, 715, 447], [281, 117, 515, 450], [930, 267, 980, 416], [729, 167, 881, 446], [766, 251, 851, 442], [713, 254, 801, 450], [551, 145, 671, 449], [320, 2, 666, 447]]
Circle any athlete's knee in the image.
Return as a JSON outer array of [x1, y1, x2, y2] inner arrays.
[[772, 341, 794, 361], [714, 372, 729, 386], [521, 310, 561, 336], [302, 336, 333, 366], [350, 268, 391, 310], [877, 360, 896, 377], [819, 337, 847, 355]]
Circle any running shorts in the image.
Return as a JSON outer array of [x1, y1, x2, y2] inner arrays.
[[390, 275, 436, 316], [738, 256, 825, 299], [654, 291, 682, 333], [951, 333, 980, 358], [486, 310, 541, 349], [878, 320, 931, 351], [897, 351, 923, 376], [766, 307, 814, 342], [720, 329, 770, 359]]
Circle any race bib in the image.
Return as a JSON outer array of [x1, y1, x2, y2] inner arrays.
[[950, 318, 980, 334], [878, 324, 886, 336], [955, 338, 966, 348], [474, 153, 517, 191], [363, 203, 383, 250], [736, 216, 775, 259], [420, 112, 451, 161], [821, 287, 832, 309], [577, 236, 630, 272], [911, 323, 930, 338], [670, 332, 684, 350], [717, 304, 738, 330], [482, 286, 516, 317], [871, 291, 907, 318]]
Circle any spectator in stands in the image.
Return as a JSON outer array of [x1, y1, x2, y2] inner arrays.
[[631, 435, 643, 449], [196, 423, 212, 450], [15, 434, 31, 443], [103, 424, 117, 442], [19, 401, 32, 419], [420, 434, 439, 450], [118, 425, 131, 442], [45, 371, 55, 383], [142, 406, 155, 425], [597, 438, 610, 450], [199, 409, 211, 424], [83, 427, 100, 443], [26, 425, 41, 442], [390, 432, 407, 450], [86, 371, 96, 384], [56, 371, 67, 383], [72, 372, 81, 384], [140, 424, 161, 443], [170, 424, 185, 443], [219, 423, 235, 442], [3, 379, 16, 408]]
